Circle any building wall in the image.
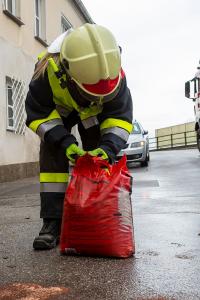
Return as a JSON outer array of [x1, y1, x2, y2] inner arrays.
[[0, 0, 86, 57], [0, 38, 39, 165], [0, 0, 91, 181], [155, 122, 196, 149]]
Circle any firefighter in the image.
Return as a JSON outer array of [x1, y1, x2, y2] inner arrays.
[[25, 23, 133, 250]]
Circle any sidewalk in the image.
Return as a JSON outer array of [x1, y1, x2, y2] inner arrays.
[[0, 150, 200, 300]]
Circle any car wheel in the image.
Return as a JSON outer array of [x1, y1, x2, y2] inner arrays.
[[141, 160, 148, 167], [147, 152, 150, 161], [141, 155, 148, 167], [141, 151, 149, 167], [197, 132, 200, 152]]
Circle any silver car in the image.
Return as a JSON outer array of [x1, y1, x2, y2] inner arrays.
[[117, 121, 150, 167]]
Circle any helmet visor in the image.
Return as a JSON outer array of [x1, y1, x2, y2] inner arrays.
[[76, 79, 121, 103], [82, 76, 120, 96]]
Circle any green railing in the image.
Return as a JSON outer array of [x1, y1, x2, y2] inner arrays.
[[149, 130, 197, 151]]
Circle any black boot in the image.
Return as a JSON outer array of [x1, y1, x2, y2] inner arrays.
[[33, 218, 61, 250]]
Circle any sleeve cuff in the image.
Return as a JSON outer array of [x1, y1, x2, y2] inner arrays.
[[99, 145, 116, 163], [44, 125, 77, 148]]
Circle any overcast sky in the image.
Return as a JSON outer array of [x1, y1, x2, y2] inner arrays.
[[82, 0, 200, 135]]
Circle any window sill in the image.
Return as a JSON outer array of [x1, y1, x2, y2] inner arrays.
[[34, 36, 48, 47], [6, 128, 15, 133], [3, 9, 24, 26]]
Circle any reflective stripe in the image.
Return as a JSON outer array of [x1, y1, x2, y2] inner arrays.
[[40, 182, 68, 193], [29, 110, 61, 133], [47, 60, 103, 119], [101, 127, 130, 141], [82, 116, 99, 129], [38, 50, 47, 60], [37, 119, 63, 140], [40, 173, 69, 183], [56, 104, 72, 118], [100, 118, 133, 133], [47, 62, 79, 111], [48, 58, 59, 73]]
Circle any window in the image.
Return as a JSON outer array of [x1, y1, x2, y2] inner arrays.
[[4, 0, 17, 15], [61, 14, 72, 33], [132, 122, 142, 134], [34, 0, 47, 45], [2, 0, 24, 25], [6, 76, 26, 135]]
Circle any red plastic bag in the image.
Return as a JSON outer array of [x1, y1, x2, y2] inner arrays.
[[60, 154, 135, 258]]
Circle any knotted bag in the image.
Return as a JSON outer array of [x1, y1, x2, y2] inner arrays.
[[60, 154, 135, 258]]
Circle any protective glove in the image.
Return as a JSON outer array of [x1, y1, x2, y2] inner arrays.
[[66, 144, 86, 163], [88, 148, 108, 160]]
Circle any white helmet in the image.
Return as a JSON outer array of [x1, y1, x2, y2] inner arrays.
[[60, 23, 122, 98]]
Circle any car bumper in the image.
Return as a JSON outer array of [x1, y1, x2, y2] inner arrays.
[[117, 147, 147, 163]]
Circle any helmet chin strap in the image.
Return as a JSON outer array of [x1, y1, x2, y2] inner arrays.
[[90, 98, 103, 109], [76, 84, 103, 104]]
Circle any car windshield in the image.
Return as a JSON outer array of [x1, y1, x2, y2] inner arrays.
[[131, 123, 141, 134]]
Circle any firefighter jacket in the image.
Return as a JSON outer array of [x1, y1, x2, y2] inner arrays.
[[25, 55, 133, 160]]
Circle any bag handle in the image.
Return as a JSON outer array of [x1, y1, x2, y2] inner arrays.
[[74, 154, 112, 176], [92, 156, 111, 172]]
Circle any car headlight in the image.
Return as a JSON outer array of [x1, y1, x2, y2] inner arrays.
[[131, 141, 145, 148]]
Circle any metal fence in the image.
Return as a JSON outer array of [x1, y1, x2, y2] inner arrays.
[[149, 130, 197, 151]]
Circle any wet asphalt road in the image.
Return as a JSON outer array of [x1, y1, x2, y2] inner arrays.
[[0, 149, 200, 300]]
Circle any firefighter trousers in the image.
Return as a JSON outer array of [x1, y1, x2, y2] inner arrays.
[[39, 113, 101, 219]]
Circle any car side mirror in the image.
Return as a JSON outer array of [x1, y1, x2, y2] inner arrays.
[[185, 81, 191, 98], [143, 130, 148, 135]]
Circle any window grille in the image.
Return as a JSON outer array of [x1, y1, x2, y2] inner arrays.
[[61, 15, 72, 33], [6, 76, 26, 135]]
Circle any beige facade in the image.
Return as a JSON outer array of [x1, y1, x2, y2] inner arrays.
[[155, 122, 196, 149], [0, 0, 92, 181]]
